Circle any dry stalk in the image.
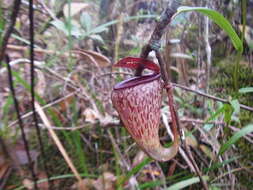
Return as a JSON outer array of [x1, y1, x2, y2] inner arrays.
[[34, 102, 82, 183]]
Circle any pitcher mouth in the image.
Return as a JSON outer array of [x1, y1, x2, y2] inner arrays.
[[113, 73, 161, 90]]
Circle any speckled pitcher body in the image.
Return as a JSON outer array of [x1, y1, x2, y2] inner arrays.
[[112, 73, 179, 161]]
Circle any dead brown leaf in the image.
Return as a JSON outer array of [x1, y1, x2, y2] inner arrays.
[[83, 108, 99, 124], [75, 50, 111, 67]]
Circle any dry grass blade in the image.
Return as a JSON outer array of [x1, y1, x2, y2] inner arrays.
[[34, 102, 82, 183]]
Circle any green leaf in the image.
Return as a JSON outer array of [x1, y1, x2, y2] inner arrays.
[[80, 12, 92, 32], [117, 157, 152, 187], [51, 20, 66, 33], [51, 19, 82, 37], [204, 156, 241, 172], [239, 87, 253, 93], [176, 6, 243, 53], [90, 25, 108, 34], [224, 104, 233, 124], [89, 34, 104, 44], [0, 9, 4, 30], [230, 99, 240, 114], [165, 176, 209, 190], [205, 105, 225, 123], [0, 28, 37, 46], [139, 180, 164, 189], [210, 186, 221, 190], [0, 5, 5, 44], [219, 124, 253, 155]]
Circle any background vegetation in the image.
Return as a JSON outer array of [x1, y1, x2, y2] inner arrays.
[[0, 0, 253, 189]]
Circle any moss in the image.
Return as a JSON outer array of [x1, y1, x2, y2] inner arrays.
[[211, 57, 253, 187]]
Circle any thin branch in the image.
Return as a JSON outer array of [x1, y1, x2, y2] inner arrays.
[[0, 0, 22, 63], [148, 0, 182, 51], [8, 91, 77, 128], [136, 0, 182, 76], [172, 83, 253, 112], [29, 0, 52, 188], [6, 57, 38, 189]]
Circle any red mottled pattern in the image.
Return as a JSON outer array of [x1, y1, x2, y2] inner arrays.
[[111, 77, 162, 147]]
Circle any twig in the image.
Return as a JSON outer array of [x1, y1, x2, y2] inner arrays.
[[0, 0, 22, 63], [0, 58, 45, 74], [167, 84, 208, 189], [29, 0, 52, 188], [184, 144, 209, 190], [148, 0, 182, 50], [136, 0, 182, 76], [37, 0, 67, 34], [97, 72, 133, 78], [6, 44, 57, 54], [38, 124, 87, 131], [5, 57, 252, 115], [8, 91, 77, 128], [38, 0, 58, 20], [172, 83, 253, 112]]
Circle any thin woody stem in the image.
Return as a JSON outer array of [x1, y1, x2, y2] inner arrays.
[[136, 0, 182, 76], [140, 0, 182, 59], [172, 83, 253, 112], [148, 0, 182, 50], [0, 0, 22, 63]]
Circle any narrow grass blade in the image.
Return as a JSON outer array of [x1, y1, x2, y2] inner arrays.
[[117, 157, 152, 187], [205, 105, 225, 123], [219, 124, 253, 155], [176, 6, 243, 53], [239, 87, 253, 94], [165, 176, 209, 190]]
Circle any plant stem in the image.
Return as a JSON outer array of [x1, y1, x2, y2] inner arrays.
[[0, 0, 21, 63]]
